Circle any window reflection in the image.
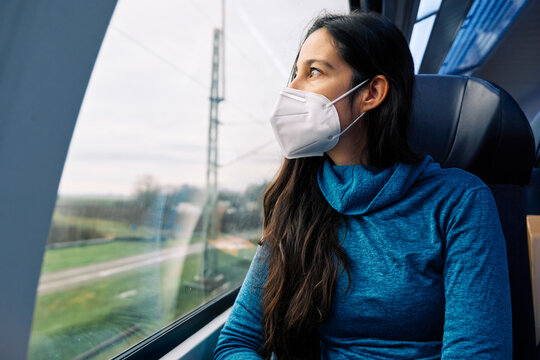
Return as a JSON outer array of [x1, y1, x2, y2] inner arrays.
[[439, 0, 529, 75]]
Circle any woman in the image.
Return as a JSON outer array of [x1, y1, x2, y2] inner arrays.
[[214, 11, 512, 360]]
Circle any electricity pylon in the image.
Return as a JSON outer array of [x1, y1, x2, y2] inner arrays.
[[196, 27, 224, 292]]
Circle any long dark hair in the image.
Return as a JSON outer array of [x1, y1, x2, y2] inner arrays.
[[260, 11, 422, 359]]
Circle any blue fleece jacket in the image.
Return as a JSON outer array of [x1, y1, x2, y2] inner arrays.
[[214, 155, 512, 359]]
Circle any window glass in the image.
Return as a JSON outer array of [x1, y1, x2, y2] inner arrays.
[[27, 1, 349, 359], [409, 14, 437, 73], [416, 0, 442, 20]]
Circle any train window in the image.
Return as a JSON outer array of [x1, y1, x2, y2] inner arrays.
[[439, 0, 529, 75], [409, 0, 442, 73], [409, 13, 437, 73], [26, 0, 348, 359], [416, 0, 442, 20]]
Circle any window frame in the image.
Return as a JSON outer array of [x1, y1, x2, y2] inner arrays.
[[0, 2, 118, 359]]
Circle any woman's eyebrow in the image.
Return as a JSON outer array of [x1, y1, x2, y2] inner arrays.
[[297, 59, 335, 70]]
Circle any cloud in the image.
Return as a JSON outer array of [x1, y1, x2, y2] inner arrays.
[[59, 0, 349, 196]]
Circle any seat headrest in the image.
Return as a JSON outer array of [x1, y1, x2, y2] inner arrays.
[[409, 74, 535, 186]]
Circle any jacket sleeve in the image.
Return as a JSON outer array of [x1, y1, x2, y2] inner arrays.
[[214, 246, 267, 359], [441, 187, 512, 359]]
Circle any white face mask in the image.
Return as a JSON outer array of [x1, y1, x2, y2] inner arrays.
[[269, 78, 369, 159]]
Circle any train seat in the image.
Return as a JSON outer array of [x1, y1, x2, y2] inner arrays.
[[409, 74, 537, 359]]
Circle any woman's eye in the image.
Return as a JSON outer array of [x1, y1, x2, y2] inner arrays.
[[309, 68, 321, 77]]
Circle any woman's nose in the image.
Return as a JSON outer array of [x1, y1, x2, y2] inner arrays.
[[289, 76, 301, 90]]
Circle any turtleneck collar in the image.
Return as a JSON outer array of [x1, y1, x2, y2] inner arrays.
[[317, 155, 432, 215]]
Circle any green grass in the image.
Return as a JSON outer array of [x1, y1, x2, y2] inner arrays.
[[42, 235, 202, 274], [28, 249, 256, 360], [42, 240, 163, 273], [52, 214, 152, 239]]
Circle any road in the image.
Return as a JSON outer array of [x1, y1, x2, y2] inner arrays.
[[38, 242, 204, 294]]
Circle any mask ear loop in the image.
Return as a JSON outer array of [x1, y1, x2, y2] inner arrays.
[[328, 111, 367, 140], [328, 78, 370, 106], [327, 78, 370, 140]]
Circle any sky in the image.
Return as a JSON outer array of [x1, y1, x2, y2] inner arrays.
[[57, 0, 436, 197], [57, 0, 351, 196]]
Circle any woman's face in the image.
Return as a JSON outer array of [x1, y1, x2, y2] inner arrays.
[[289, 28, 358, 130]]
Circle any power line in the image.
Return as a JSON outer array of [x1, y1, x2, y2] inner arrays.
[[187, 0, 285, 87], [219, 139, 276, 167], [221, 100, 269, 124], [184, 2, 284, 123], [109, 24, 277, 169], [110, 25, 209, 90], [110, 25, 270, 126], [219, 120, 266, 125]]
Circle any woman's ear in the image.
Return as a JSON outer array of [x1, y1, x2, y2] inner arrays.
[[356, 75, 389, 112]]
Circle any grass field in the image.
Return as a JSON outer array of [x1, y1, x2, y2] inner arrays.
[[52, 214, 149, 236], [43, 213, 254, 273], [40, 237, 199, 273], [30, 211, 257, 359], [42, 212, 202, 273], [42, 240, 160, 273], [28, 246, 255, 360], [49, 213, 161, 244]]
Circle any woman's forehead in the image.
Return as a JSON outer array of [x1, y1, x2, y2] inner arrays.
[[297, 28, 343, 67]]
